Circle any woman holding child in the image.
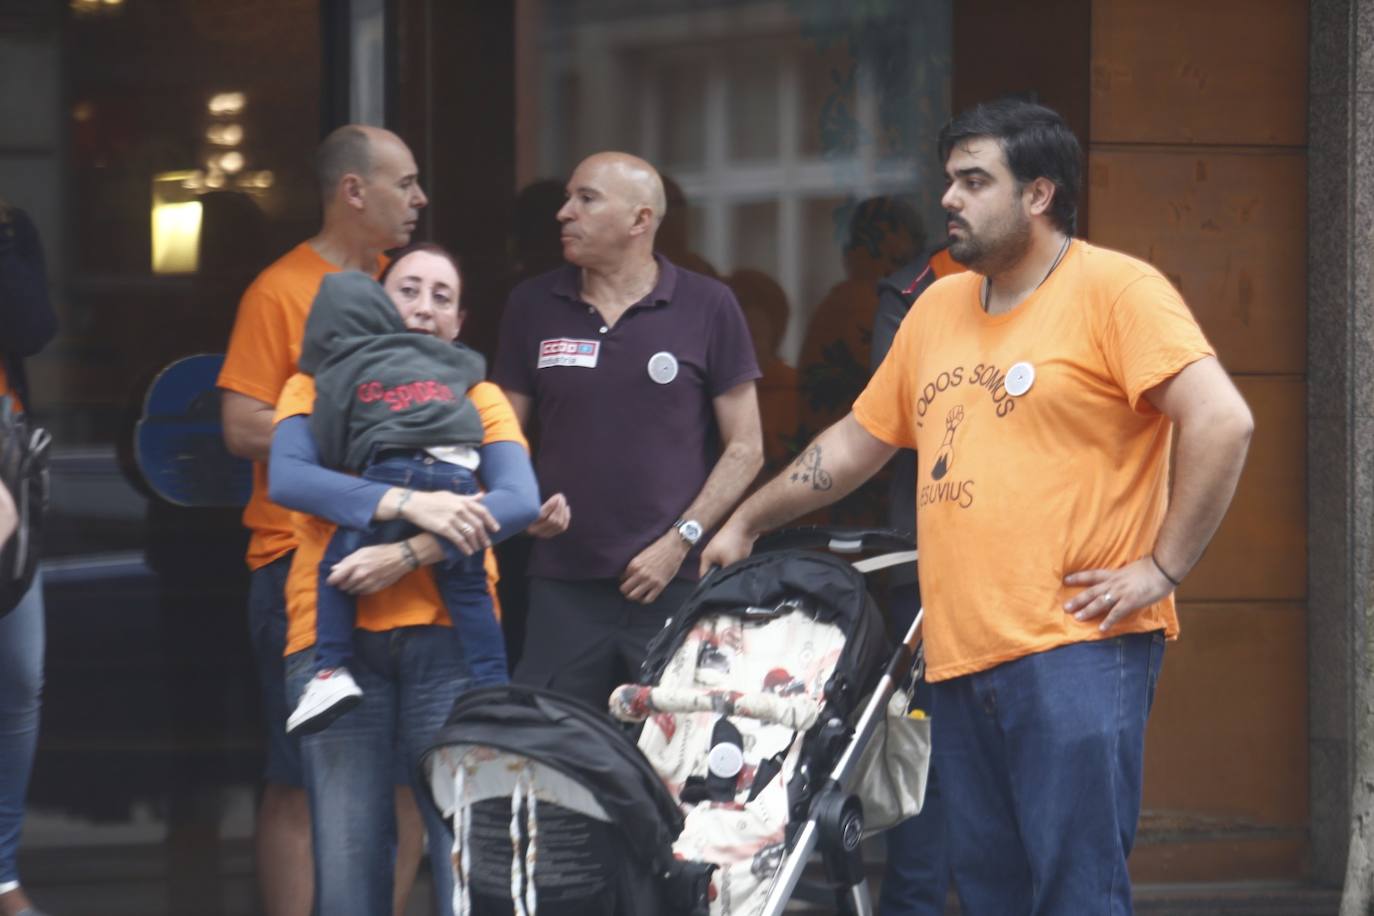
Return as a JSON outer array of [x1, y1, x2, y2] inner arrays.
[[267, 242, 542, 916]]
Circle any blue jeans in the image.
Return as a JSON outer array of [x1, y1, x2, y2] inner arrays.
[[930, 632, 1165, 916], [0, 574, 43, 885], [287, 626, 470, 916], [878, 582, 949, 916], [318, 453, 507, 687], [247, 554, 303, 786]]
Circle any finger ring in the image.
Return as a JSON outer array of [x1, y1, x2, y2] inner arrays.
[[1103, 592, 1114, 603], [459, 523, 473, 534]]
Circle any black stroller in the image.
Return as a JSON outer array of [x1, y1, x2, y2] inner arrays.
[[422, 528, 930, 915]]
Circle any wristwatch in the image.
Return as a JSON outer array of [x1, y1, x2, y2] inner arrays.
[[674, 518, 703, 546]]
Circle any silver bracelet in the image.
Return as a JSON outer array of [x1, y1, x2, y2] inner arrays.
[[395, 488, 415, 517], [399, 539, 420, 570]]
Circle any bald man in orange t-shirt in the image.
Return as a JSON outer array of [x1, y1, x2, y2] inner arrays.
[[217, 124, 428, 916]]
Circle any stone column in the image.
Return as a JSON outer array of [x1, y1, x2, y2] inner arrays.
[[1308, 0, 1374, 887]]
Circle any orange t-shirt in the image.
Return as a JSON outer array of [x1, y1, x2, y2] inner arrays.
[[274, 375, 527, 655], [216, 242, 386, 570], [854, 240, 1214, 681], [929, 246, 961, 279]]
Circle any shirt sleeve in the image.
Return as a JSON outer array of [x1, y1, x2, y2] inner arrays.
[[477, 439, 540, 544], [268, 415, 388, 530], [706, 286, 763, 396], [274, 373, 317, 423], [1102, 273, 1216, 412], [853, 311, 919, 450], [472, 381, 528, 447], [219, 279, 296, 405]]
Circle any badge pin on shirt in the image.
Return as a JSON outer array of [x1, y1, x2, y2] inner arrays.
[[648, 351, 679, 384], [1005, 361, 1035, 397]]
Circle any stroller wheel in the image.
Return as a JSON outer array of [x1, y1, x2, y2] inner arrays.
[[815, 787, 867, 885]]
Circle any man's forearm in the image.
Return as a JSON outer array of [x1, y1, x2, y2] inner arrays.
[[1151, 408, 1252, 582], [727, 414, 895, 538], [222, 390, 277, 462], [676, 437, 764, 533]]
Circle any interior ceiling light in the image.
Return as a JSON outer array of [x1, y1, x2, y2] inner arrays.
[[207, 92, 246, 116]]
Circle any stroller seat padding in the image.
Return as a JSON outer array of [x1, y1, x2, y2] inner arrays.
[[609, 683, 822, 731], [635, 607, 850, 914]]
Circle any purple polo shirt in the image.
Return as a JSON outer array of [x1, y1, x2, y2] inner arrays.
[[493, 255, 761, 581]]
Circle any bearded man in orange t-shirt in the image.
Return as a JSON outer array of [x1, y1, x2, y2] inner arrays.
[[704, 98, 1253, 915]]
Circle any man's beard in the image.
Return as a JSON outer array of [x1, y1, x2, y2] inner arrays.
[[946, 207, 1032, 275]]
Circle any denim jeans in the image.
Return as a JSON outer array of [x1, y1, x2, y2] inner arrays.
[[930, 631, 1165, 916], [318, 452, 507, 687], [879, 582, 950, 916], [0, 574, 43, 885], [287, 625, 471, 916], [247, 554, 302, 786]]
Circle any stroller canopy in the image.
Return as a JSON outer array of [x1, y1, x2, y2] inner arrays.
[[424, 685, 684, 857]]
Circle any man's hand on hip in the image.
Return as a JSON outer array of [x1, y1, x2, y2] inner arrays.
[[620, 530, 690, 604], [1063, 557, 1176, 631]]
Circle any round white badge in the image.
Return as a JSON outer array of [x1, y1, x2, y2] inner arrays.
[[707, 742, 744, 779], [647, 351, 679, 384], [1005, 361, 1036, 397]]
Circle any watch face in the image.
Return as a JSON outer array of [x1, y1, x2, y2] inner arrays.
[[679, 520, 703, 545]]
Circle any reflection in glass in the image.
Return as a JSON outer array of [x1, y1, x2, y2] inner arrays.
[[731, 201, 779, 278], [656, 57, 706, 172], [727, 49, 780, 161], [523, 0, 951, 513]]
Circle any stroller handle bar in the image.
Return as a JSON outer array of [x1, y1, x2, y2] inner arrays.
[[754, 526, 914, 557], [759, 608, 925, 916]]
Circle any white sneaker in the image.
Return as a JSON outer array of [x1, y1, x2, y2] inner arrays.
[[286, 667, 363, 735]]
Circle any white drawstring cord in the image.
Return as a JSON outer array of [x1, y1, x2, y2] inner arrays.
[[523, 767, 539, 916], [451, 763, 471, 916], [510, 770, 528, 916], [506, 765, 541, 916]]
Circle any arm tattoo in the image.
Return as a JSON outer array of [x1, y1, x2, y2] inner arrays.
[[789, 445, 833, 491]]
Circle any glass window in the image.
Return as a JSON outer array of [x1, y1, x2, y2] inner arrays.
[[518, 0, 952, 496], [0, 0, 323, 863]]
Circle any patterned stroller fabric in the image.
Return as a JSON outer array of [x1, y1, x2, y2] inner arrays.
[[614, 549, 892, 916], [613, 609, 848, 914]]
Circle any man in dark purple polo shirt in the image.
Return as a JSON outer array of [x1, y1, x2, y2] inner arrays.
[[493, 151, 764, 708]]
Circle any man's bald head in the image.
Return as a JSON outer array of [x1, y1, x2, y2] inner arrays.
[[316, 125, 409, 201], [579, 152, 667, 226], [558, 151, 671, 271], [315, 125, 427, 249]]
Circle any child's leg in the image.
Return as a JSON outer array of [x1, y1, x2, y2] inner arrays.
[[434, 558, 509, 687], [434, 465, 509, 686], [314, 526, 367, 672], [287, 524, 384, 735]]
